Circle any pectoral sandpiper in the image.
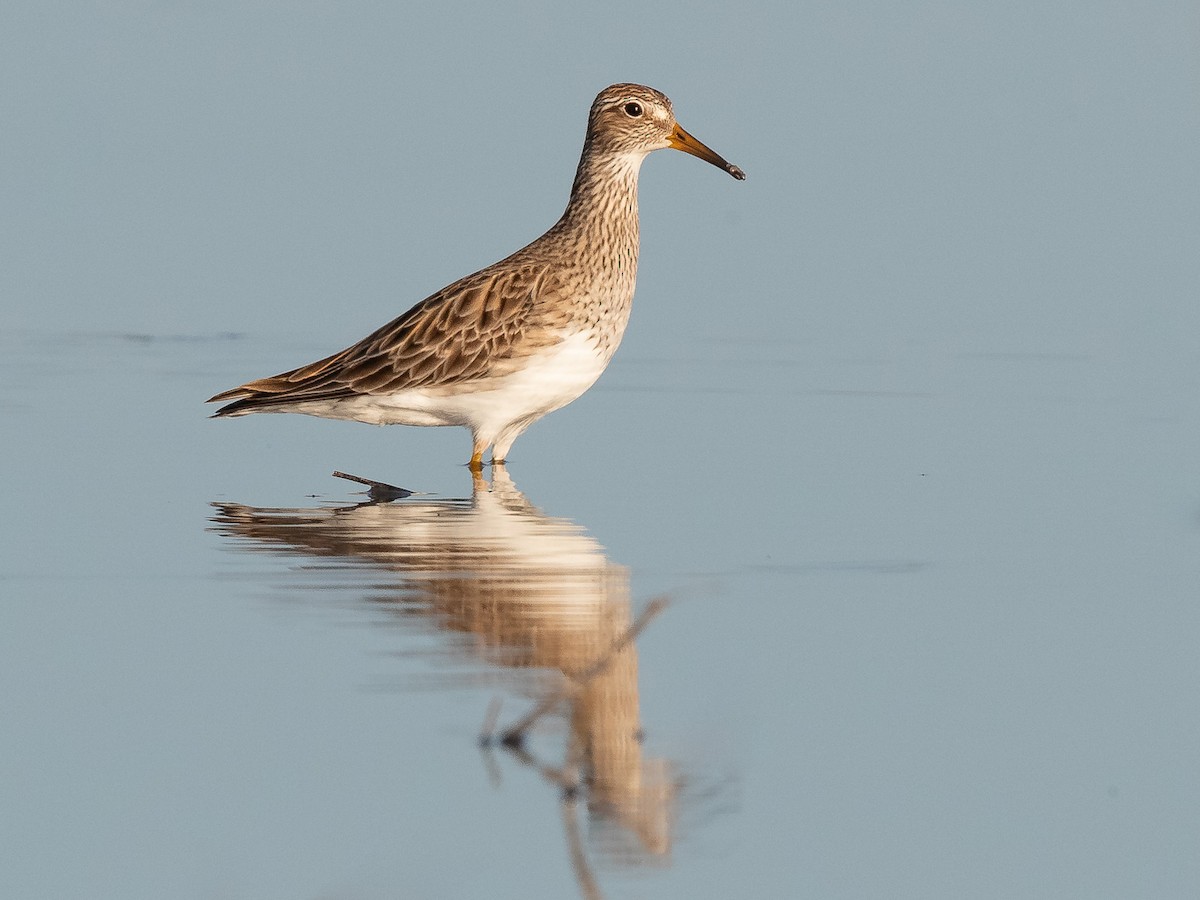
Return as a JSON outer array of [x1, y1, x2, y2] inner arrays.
[[208, 83, 744, 470]]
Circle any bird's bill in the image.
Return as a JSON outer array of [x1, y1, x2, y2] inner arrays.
[[668, 123, 746, 180]]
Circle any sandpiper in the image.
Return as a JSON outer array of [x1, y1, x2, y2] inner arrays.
[[208, 83, 744, 470]]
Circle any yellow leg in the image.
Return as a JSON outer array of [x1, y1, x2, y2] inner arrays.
[[469, 440, 486, 474]]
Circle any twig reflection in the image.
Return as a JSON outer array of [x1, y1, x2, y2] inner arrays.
[[210, 465, 675, 896]]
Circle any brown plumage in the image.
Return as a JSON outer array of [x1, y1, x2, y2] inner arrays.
[[210, 265, 561, 409], [208, 83, 744, 470]]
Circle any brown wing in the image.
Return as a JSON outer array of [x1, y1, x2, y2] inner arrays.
[[209, 263, 562, 412]]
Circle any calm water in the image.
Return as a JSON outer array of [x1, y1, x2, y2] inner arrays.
[[5, 4, 1200, 897], [3, 326, 1199, 898]]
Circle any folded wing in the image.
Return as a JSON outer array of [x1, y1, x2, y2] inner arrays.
[[209, 263, 561, 415]]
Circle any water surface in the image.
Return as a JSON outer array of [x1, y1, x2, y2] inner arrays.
[[4, 4, 1200, 896]]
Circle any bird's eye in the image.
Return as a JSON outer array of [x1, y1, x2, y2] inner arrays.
[[623, 102, 643, 118]]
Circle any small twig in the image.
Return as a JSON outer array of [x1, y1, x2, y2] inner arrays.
[[502, 740, 577, 791], [571, 595, 669, 685], [331, 470, 414, 501], [562, 781, 604, 900], [478, 699, 505, 790], [499, 595, 669, 744], [478, 695, 504, 746]]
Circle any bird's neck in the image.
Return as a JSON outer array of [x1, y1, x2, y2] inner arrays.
[[555, 145, 643, 265]]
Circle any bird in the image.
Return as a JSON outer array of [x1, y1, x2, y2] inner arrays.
[[208, 83, 744, 471]]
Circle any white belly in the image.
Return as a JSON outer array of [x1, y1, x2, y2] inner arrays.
[[334, 330, 611, 437]]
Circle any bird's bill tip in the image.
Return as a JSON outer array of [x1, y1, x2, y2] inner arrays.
[[668, 123, 745, 180]]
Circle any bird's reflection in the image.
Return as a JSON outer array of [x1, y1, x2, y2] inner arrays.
[[210, 465, 673, 891]]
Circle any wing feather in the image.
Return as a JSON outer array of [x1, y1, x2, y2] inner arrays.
[[208, 263, 560, 413]]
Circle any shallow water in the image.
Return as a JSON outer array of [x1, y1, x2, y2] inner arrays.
[[5, 4, 1200, 896], [4, 327, 1200, 898]]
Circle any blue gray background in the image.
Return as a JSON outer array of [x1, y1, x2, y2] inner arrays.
[[3, 3, 1199, 898]]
